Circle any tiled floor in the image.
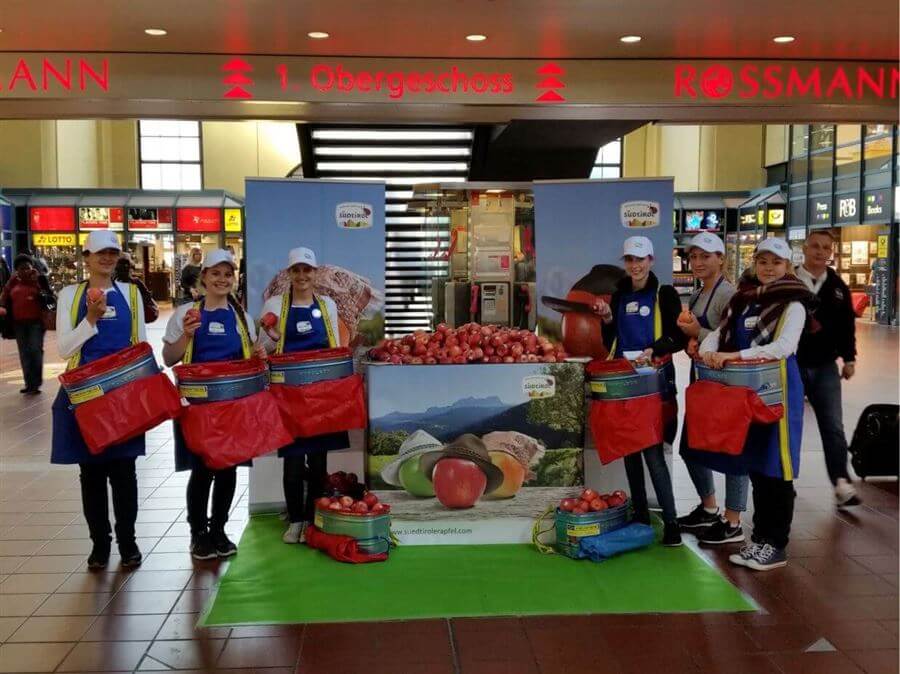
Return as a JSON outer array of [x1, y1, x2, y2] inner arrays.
[[0, 316, 897, 673]]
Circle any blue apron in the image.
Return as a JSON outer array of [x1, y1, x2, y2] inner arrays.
[[174, 305, 249, 471], [683, 303, 804, 480], [51, 284, 146, 465], [277, 297, 349, 457]]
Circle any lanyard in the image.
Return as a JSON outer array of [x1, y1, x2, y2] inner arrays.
[[183, 301, 251, 365], [275, 291, 337, 354]]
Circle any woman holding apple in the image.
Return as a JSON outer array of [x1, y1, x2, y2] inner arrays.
[[163, 249, 263, 561], [675, 233, 749, 546], [52, 231, 147, 570], [698, 238, 814, 571], [595, 236, 685, 547], [258, 247, 342, 544]]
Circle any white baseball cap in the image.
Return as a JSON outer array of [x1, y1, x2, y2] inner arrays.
[[622, 236, 654, 259], [201, 249, 237, 270], [83, 230, 122, 254], [755, 237, 792, 261], [288, 247, 318, 269], [687, 232, 725, 255]]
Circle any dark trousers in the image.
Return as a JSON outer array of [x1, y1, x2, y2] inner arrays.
[[749, 471, 796, 549], [186, 465, 237, 536], [800, 363, 851, 485], [283, 453, 328, 524], [14, 321, 44, 391], [623, 444, 678, 524], [79, 458, 138, 548]]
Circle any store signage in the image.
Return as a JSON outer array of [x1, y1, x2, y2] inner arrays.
[[128, 207, 173, 230], [877, 235, 889, 258], [811, 197, 831, 224], [177, 207, 221, 232], [78, 206, 124, 229], [863, 189, 890, 221], [873, 258, 890, 323], [224, 208, 243, 232], [335, 202, 373, 229], [522, 374, 556, 399], [768, 208, 785, 226], [32, 233, 76, 246], [29, 207, 75, 231], [0, 57, 108, 94], [740, 212, 757, 226], [683, 209, 723, 232], [788, 227, 807, 241], [620, 201, 660, 229], [836, 196, 859, 224]]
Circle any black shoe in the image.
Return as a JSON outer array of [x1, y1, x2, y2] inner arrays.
[[697, 518, 745, 545], [676, 504, 720, 530], [190, 532, 218, 561], [211, 530, 237, 558], [87, 541, 111, 570], [19, 387, 29, 394], [662, 521, 683, 547], [119, 541, 143, 568]]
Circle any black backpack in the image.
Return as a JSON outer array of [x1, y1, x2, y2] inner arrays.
[[850, 404, 899, 479]]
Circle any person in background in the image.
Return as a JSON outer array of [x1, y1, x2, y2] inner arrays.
[[115, 254, 159, 324], [259, 246, 343, 544], [0, 255, 10, 290], [700, 238, 815, 571], [0, 254, 53, 394], [595, 236, 686, 547], [795, 230, 861, 507], [53, 231, 146, 569], [676, 233, 749, 545], [179, 247, 203, 304], [23, 248, 50, 276]]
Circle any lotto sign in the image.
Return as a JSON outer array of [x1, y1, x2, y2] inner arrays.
[[32, 233, 76, 247], [224, 208, 243, 232]]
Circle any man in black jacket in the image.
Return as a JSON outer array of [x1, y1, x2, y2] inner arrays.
[[795, 230, 860, 508]]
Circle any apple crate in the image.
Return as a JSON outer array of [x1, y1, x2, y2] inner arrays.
[[555, 500, 632, 559], [314, 508, 392, 556]]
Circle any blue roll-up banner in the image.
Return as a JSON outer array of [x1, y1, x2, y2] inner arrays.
[[534, 178, 675, 359], [0, 203, 11, 269], [245, 178, 386, 346]]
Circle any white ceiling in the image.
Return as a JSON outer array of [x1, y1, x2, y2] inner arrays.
[[1, 0, 897, 60]]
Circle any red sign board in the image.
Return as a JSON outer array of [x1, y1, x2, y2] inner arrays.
[[177, 207, 221, 232], [128, 207, 173, 230], [78, 206, 124, 229], [29, 207, 76, 231]]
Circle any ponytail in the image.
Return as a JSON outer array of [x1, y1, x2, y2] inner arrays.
[[226, 293, 250, 336]]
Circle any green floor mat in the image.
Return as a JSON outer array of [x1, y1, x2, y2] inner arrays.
[[200, 515, 755, 625]]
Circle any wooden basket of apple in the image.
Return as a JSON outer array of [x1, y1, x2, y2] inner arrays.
[[313, 493, 393, 556], [554, 489, 631, 558]]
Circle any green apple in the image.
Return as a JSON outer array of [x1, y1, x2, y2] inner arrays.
[[398, 455, 435, 497]]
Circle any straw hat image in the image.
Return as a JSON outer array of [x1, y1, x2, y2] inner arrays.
[[380, 430, 443, 487]]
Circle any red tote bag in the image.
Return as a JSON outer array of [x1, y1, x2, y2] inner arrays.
[[686, 380, 783, 456]]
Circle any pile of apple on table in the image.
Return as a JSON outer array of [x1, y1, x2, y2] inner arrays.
[[367, 323, 569, 365], [559, 488, 628, 515], [316, 471, 391, 516]]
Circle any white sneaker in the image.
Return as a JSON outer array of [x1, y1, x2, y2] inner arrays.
[[729, 543, 759, 568], [835, 478, 862, 508], [282, 522, 304, 544]]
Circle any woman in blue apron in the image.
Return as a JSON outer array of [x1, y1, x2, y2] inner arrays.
[[595, 236, 686, 547], [699, 237, 815, 571], [674, 233, 749, 546], [52, 230, 146, 570], [162, 249, 262, 561], [259, 246, 343, 544]]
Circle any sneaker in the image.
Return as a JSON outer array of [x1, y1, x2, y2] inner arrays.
[[698, 518, 745, 545], [282, 522, 304, 544], [211, 530, 237, 558], [677, 504, 720, 530], [190, 533, 217, 561], [835, 478, 862, 508], [743, 543, 787, 571], [87, 541, 111, 570], [119, 542, 143, 569], [729, 543, 760, 568], [662, 521, 683, 547]]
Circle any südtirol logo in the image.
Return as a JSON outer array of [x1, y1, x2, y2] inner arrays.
[[335, 202, 373, 229], [523, 375, 556, 399], [620, 201, 660, 228]]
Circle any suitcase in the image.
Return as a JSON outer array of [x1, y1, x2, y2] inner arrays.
[[849, 404, 899, 479]]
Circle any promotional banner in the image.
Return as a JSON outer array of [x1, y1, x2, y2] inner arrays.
[[245, 178, 386, 346], [534, 178, 675, 359]]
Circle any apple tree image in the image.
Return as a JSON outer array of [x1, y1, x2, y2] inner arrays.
[[525, 364, 585, 487]]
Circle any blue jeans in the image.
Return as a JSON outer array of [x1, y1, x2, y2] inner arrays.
[[800, 362, 850, 485], [624, 444, 677, 524], [685, 460, 749, 513]]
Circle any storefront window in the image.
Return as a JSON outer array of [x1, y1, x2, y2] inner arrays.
[[810, 124, 835, 152], [809, 146, 834, 182], [864, 133, 893, 173], [835, 125, 862, 178], [129, 233, 175, 303], [791, 125, 808, 157]]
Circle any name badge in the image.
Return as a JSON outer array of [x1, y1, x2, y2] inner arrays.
[[296, 321, 313, 334], [639, 305, 651, 317], [625, 301, 639, 314], [311, 308, 322, 319], [208, 321, 225, 335], [744, 316, 759, 330], [101, 305, 117, 320]]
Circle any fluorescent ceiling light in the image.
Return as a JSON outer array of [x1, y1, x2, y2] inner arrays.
[[386, 190, 415, 200], [307, 31, 330, 39], [314, 146, 470, 157], [466, 34, 487, 42], [144, 28, 167, 36], [773, 35, 795, 43], [312, 130, 473, 141], [345, 176, 467, 185], [386, 216, 451, 225], [316, 161, 468, 172], [619, 35, 642, 43]]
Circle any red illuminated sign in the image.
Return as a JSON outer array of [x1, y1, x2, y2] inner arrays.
[[29, 207, 76, 231], [222, 58, 254, 99], [128, 207, 173, 230], [78, 207, 124, 229], [536, 62, 565, 103], [0, 58, 108, 93], [674, 64, 899, 100], [177, 208, 221, 232]]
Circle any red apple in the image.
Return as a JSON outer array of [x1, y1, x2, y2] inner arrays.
[[86, 287, 104, 304], [351, 501, 369, 514], [577, 499, 593, 511], [328, 501, 342, 511], [389, 355, 402, 365], [432, 458, 487, 508], [338, 495, 354, 508], [572, 506, 589, 515], [581, 489, 598, 502], [607, 495, 625, 507], [613, 489, 627, 500], [260, 312, 278, 329], [371, 503, 388, 515], [559, 498, 577, 512], [452, 355, 466, 364], [315, 497, 333, 510], [363, 492, 379, 507], [590, 498, 609, 511]]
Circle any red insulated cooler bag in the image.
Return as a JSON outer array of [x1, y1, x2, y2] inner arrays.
[[173, 358, 293, 470], [586, 357, 674, 464], [268, 347, 367, 439], [58, 342, 182, 455]]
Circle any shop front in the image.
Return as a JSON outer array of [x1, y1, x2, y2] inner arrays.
[[0, 195, 11, 270], [125, 194, 176, 302], [25, 198, 81, 292], [673, 192, 746, 289]]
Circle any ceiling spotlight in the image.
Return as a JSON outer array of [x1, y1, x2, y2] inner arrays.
[[307, 31, 330, 39], [466, 34, 488, 42], [620, 35, 642, 43], [144, 28, 167, 36], [773, 35, 795, 43]]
